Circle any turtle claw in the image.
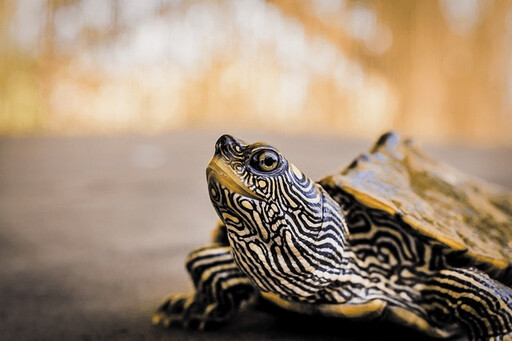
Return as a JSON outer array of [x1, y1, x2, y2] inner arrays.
[[153, 293, 228, 330], [152, 293, 194, 328]]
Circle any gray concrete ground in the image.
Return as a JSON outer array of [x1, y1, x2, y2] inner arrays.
[[1, 129, 511, 341]]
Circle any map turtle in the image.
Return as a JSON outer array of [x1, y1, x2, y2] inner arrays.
[[154, 132, 512, 340]]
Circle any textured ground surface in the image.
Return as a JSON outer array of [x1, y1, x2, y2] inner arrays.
[[1, 129, 511, 341]]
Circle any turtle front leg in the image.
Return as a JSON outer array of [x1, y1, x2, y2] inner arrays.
[[153, 244, 256, 330]]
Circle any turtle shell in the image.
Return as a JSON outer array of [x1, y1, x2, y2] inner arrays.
[[320, 132, 512, 276]]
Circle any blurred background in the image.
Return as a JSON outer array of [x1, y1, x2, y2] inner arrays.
[[1, 1, 512, 340], [2, 0, 512, 145]]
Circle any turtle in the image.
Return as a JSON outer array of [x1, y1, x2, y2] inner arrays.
[[153, 132, 512, 340]]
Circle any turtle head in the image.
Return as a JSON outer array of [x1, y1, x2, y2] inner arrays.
[[207, 135, 348, 298]]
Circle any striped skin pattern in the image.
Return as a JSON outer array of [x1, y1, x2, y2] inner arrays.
[[155, 134, 512, 340], [321, 184, 512, 340], [208, 135, 353, 300]]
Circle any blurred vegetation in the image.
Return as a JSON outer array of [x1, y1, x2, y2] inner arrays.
[[0, 51, 47, 134], [1, 0, 512, 145]]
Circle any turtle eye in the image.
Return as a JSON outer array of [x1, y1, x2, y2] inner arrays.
[[250, 150, 280, 172]]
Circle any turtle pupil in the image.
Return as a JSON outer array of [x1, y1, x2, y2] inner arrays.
[[259, 152, 278, 171], [264, 156, 275, 167]]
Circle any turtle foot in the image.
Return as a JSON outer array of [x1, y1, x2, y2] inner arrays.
[[152, 293, 231, 330]]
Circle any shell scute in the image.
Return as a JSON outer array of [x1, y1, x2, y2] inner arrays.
[[321, 132, 512, 272]]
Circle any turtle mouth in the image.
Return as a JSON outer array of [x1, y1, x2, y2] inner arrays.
[[206, 157, 260, 200]]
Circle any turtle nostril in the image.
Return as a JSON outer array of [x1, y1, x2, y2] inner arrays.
[[219, 134, 234, 146], [215, 134, 238, 156]]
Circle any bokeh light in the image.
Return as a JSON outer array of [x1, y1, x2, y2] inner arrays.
[[1, 0, 511, 145]]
